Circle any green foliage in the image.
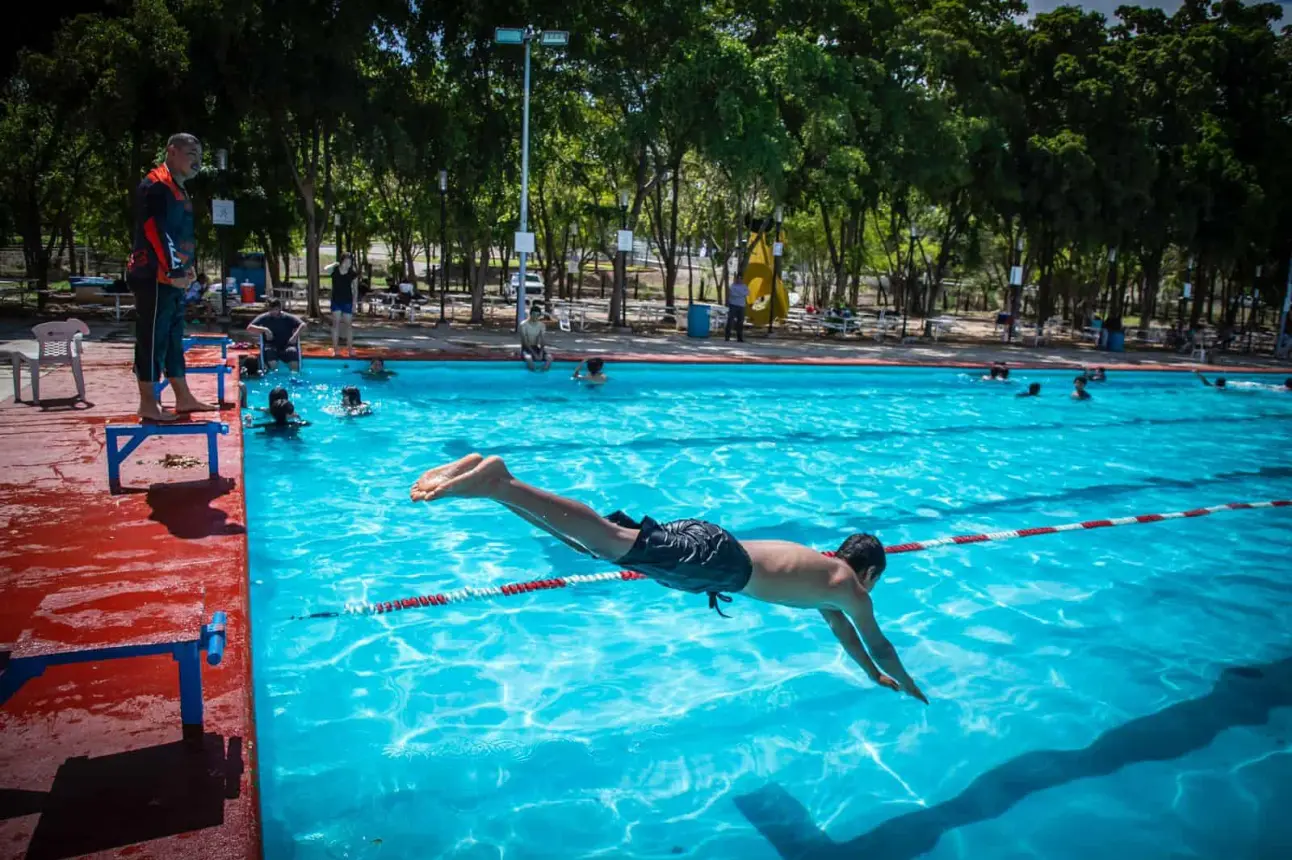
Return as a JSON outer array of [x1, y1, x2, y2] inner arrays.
[[2, 0, 1289, 325]]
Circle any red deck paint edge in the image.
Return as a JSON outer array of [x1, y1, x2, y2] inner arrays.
[[285, 345, 1284, 374]]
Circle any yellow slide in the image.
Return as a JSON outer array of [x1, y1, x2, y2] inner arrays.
[[742, 229, 788, 327]]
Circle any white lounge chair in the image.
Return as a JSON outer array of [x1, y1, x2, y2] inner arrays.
[[9, 319, 89, 404]]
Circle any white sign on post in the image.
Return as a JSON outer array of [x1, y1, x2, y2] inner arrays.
[[567, 261, 578, 275], [212, 199, 235, 226], [1183, 282, 1193, 300], [514, 232, 536, 254], [772, 242, 784, 258], [1009, 265, 1023, 287], [617, 230, 634, 253]]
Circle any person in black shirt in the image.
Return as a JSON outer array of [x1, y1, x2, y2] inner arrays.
[[248, 300, 306, 371], [325, 252, 359, 357]]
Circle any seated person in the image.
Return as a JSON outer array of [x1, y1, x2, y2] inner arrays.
[[247, 300, 306, 371], [572, 357, 608, 385], [1072, 375, 1092, 400], [184, 273, 212, 319], [359, 357, 396, 379], [1017, 382, 1041, 398], [395, 279, 415, 307], [520, 302, 552, 371], [341, 385, 372, 416]]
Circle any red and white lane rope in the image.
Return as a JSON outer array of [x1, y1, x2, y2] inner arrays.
[[296, 499, 1291, 620]]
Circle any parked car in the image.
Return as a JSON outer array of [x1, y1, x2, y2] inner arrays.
[[502, 272, 544, 301]]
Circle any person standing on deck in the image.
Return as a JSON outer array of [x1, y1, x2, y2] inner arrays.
[[127, 133, 218, 421], [726, 275, 750, 342]]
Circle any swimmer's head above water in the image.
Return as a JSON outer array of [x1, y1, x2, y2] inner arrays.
[[587, 358, 604, 374], [368, 358, 385, 373], [342, 386, 362, 408], [270, 397, 296, 425], [835, 533, 886, 591]]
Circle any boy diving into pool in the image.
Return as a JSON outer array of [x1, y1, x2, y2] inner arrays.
[[411, 454, 929, 704]]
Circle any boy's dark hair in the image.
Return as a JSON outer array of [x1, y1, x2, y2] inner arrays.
[[1216, 376, 1227, 387], [343, 386, 361, 406], [836, 533, 886, 579], [1028, 382, 1041, 395], [1074, 375, 1087, 384], [1000, 367, 1010, 379], [270, 398, 295, 425], [268, 386, 289, 406], [268, 299, 283, 310], [587, 358, 605, 373], [1284, 378, 1291, 389], [240, 355, 262, 377]]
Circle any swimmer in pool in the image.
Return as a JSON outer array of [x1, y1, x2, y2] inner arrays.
[[1017, 382, 1041, 398], [1072, 375, 1091, 400], [411, 453, 928, 704], [982, 362, 1010, 381], [1197, 371, 1291, 392], [572, 357, 608, 386], [1083, 366, 1107, 382], [341, 385, 371, 416], [250, 397, 310, 430], [360, 358, 396, 380]]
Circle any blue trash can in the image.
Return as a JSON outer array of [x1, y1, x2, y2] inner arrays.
[[1107, 331, 1125, 353], [687, 304, 711, 338]]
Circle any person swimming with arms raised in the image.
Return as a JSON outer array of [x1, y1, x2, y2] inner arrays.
[[410, 454, 928, 703], [340, 385, 371, 416]]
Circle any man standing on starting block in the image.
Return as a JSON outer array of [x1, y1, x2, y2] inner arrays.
[[127, 132, 218, 421]]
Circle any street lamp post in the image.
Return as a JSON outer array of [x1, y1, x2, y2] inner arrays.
[[439, 169, 448, 326], [902, 222, 917, 340], [496, 26, 568, 331], [619, 190, 629, 328], [1007, 234, 1023, 343], [1247, 264, 1261, 353], [334, 212, 343, 258], [215, 148, 229, 319], [769, 206, 783, 335]]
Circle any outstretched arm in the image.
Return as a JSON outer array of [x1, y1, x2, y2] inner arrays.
[[819, 609, 899, 692], [571, 358, 587, 379], [843, 591, 928, 704], [1195, 371, 1214, 387]]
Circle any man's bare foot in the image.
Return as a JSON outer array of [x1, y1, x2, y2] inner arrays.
[[411, 454, 512, 501], [138, 404, 179, 422], [175, 399, 219, 413], [347, 349, 357, 358]]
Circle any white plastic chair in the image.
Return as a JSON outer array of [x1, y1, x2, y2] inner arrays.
[[557, 308, 573, 332], [10, 319, 89, 403]]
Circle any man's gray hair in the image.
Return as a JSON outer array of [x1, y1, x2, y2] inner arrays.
[[167, 132, 201, 150]]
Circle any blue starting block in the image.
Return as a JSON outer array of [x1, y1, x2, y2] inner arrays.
[[0, 611, 227, 743], [106, 421, 230, 493], [154, 335, 236, 404], [154, 361, 233, 405], [184, 334, 233, 359]]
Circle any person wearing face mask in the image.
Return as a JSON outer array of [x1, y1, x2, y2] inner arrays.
[[127, 132, 217, 422], [325, 252, 359, 357]]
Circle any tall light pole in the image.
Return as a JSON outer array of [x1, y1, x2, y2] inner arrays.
[[496, 26, 568, 331], [438, 168, 448, 326], [769, 205, 783, 335], [334, 212, 343, 259], [902, 222, 917, 340], [214, 148, 230, 319], [619, 189, 630, 328], [1247, 264, 1261, 353], [1008, 233, 1023, 343]]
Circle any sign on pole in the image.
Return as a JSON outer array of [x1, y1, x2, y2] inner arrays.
[[772, 242, 784, 258], [212, 199, 235, 226], [1009, 265, 1022, 287], [514, 231, 536, 254], [617, 230, 634, 253]]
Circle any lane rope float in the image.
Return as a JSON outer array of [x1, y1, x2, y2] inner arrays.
[[292, 499, 1292, 620]]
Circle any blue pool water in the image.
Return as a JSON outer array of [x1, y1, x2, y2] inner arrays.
[[243, 362, 1292, 860]]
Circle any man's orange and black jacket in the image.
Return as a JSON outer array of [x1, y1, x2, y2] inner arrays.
[[128, 163, 195, 285]]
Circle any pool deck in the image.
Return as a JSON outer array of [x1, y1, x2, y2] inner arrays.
[[0, 343, 257, 860], [0, 326, 1286, 859]]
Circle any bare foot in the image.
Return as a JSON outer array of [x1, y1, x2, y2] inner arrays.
[[347, 349, 357, 358], [411, 454, 482, 501], [138, 404, 179, 423], [175, 399, 219, 413], [411, 454, 512, 501]]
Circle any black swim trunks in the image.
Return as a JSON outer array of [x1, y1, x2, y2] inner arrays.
[[608, 512, 753, 617]]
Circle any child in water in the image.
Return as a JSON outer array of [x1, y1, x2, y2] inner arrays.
[[360, 358, 396, 380], [341, 385, 372, 416], [572, 358, 608, 386]]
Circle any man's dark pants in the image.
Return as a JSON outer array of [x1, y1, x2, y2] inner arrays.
[[725, 304, 746, 342], [130, 276, 186, 383]]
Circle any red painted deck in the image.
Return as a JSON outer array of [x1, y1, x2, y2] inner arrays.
[[0, 344, 258, 860]]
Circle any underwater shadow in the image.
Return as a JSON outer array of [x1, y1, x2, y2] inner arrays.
[[734, 655, 1292, 860]]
